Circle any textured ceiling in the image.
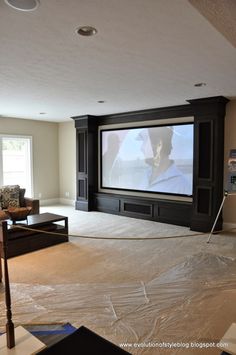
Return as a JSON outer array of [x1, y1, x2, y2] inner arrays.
[[189, 0, 236, 48], [0, 0, 235, 122]]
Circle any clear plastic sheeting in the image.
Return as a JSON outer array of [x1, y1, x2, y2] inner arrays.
[[1, 253, 236, 354]]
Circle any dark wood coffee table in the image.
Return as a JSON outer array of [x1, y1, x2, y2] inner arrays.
[[27, 213, 68, 229], [1, 213, 69, 258]]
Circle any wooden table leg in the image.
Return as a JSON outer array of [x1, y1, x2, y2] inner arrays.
[[0, 223, 2, 281], [65, 217, 68, 234], [0, 243, 2, 282]]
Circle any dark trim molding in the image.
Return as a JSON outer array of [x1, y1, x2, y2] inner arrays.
[[98, 104, 193, 125]]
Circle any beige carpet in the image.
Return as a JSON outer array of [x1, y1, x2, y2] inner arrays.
[[1, 205, 236, 354]]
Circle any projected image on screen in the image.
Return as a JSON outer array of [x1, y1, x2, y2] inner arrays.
[[101, 124, 193, 196]]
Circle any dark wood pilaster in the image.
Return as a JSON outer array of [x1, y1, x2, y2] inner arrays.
[[188, 96, 229, 232], [72, 115, 98, 211]]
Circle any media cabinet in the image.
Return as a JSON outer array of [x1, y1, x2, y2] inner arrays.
[[72, 96, 229, 232]]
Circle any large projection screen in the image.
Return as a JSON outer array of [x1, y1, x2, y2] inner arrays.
[[100, 123, 193, 197]]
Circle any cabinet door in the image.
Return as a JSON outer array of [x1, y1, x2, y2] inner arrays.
[[77, 129, 88, 204], [73, 115, 98, 212]]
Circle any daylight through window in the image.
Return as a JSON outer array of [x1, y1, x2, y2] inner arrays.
[[0, 135, 33, 197]]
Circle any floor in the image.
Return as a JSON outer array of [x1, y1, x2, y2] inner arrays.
[[1, 205, 236, 354]]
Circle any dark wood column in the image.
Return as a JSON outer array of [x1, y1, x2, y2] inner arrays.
[[72, 115, 98, 211], [188, 96, 229, 232]]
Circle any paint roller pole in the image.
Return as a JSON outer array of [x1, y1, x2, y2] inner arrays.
[[207, 191, 228, 244]]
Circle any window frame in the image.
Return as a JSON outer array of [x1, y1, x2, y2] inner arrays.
[[0, 134, 34, 197]]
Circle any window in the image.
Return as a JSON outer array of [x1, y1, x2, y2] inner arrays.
[[0, 135, 33, 197]]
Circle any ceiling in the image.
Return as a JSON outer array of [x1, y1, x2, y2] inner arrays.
[[0, 0, 236, 122]]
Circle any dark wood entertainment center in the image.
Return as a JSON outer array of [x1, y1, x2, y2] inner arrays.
[[72, 96, 229, 232]]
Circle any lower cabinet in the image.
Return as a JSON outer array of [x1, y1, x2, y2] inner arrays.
[[94, 193, 192, 227]]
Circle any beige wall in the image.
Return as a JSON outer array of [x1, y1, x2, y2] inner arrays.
[[0, 117, 59, 201], [58, 121, 76, 202], [223, 99, 236, 225]]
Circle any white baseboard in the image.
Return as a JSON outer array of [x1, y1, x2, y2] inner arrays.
[[40, 198, 75, 206], [40, 198, 60, 206], [223, 222, 236, 231], [59, 198, 75, 206]]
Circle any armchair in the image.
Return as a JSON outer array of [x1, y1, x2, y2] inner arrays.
[[0, 185, 39, 221]]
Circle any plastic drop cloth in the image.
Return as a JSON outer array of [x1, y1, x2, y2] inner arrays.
[[1, 252, 236, 354]]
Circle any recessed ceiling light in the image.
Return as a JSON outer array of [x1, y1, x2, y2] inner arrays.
[[76, 26, 97, 36], [194, 82, 207, 87], [97, 100, 105, 103], [4, 0, 40, 11]]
